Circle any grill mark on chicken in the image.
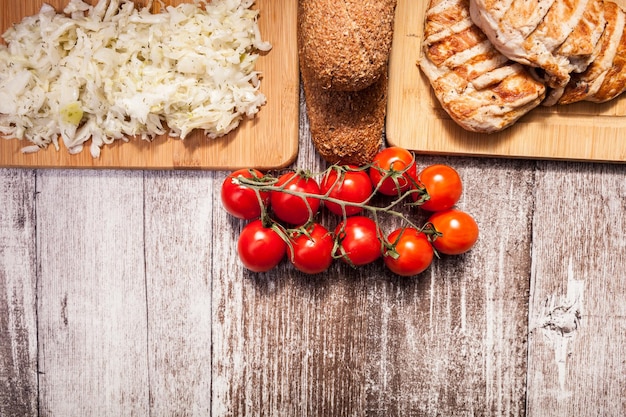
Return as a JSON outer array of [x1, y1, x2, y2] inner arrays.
[[591, 17, 626, 101], [421, 0, 546, 133], [502, 0, 556, 37], [426, 25, 486, 66], [445, 41, 511, 79], [523, 0, 590, 84], [470, 0, 609, 89], [558, 0, 606, 70], [558, 1, 626, 103], [527, 0, 589, 51]]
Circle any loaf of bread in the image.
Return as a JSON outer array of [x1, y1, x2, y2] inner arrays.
[[298, 0, 397, 165], [298, 0, 397, 92], [301, 65, 387, 166]]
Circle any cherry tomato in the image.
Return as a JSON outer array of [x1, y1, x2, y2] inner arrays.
[[369, 147, 418, 196], [271, 171, 321, 225], [334, 216, 382, 266], [288, 223, 334, 274], [384, 228, 434, 276], [221, 169, 269, 220], [237, 220, 287, 272], [320, 166, 373, 216], [418, 164, 462, 212], [428, 209, 479, 255]]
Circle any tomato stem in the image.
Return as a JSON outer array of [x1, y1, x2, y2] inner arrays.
[[235, 166, 432, 236]]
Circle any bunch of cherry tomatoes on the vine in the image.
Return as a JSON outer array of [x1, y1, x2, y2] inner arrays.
[[220, 147, 479, 276]]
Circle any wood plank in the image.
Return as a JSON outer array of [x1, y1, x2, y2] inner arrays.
[[363, 156, 535, 416], [387, 0, 626, 163], [526, 161, 626, 416], [143, 170, 214, 415], [210, 96, 372, 415], [0, 169, 38, 417], [0, 0, 299, 170], [35, 170, 150, 415]]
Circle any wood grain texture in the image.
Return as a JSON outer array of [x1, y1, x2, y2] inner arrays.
[[143, 170, 214, 415], [363, 156, 535, 416], [35, 170, 150, 415], [207, 88, 535, 416], [0, 0, 299, 170], [527, 161, 626, 416], [387, 0, 626, 162], [0, 169, 38, 417], [210, 94, 375, 415]]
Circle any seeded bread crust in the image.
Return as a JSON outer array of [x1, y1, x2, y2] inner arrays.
[[298, 0, 397, 92], [301, 65, 386, 166]]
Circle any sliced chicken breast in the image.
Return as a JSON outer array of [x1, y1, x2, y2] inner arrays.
[[420, 0, 546, 133], [591, 18, 626, 102], [558, 1, 626, 104], [557, 0, 607, 72], [470, 0, 606, 88]]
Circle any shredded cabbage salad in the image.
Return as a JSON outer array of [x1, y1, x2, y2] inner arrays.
[[0, 0, 271, 157]]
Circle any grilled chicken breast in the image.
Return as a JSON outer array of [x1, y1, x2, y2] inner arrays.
[[557, 0, 606, 73], [558, 1, 626, 104], [469, 0, 607, 89], [420, 0, 546, 133], [591, 11, 626, 102]]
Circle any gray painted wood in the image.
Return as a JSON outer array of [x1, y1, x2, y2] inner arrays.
[[527, 162, 626, 416], [144, 170, 214, 416], [0, 169, 38, 417], [35, 170, 150, 416], [362, 156, 536, 416]]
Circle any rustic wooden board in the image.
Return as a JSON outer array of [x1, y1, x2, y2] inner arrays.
[[143, 170, 214, 415], [35, 170, 151, 415], [362, 156, 535, 416], [0, 0, 299, 170], [387, 0, 626, 163], [526, 162, 626, 416], [0, 169, 38, 417], [209, 93, 535, 415]]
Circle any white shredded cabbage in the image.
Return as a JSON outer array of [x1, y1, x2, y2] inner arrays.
[[0, 0, 271, 157]]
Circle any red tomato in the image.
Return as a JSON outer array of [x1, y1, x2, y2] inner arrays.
[[428, 209, 479, 255], [369, 147, 418, 196], [221, 169, 269, 220], [288, 223, 334, 274], [271, 171, 321, 225], [334, 216, 382, 266], [237, 220, 287, 272], [320, 166, 373, 216], [418, 164, 463, 212], [384, 228, 434, 276]]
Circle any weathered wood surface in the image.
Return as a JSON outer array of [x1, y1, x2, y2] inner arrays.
[[0, 169, 37, 417], [1, 90, 625, 416], [527, 162, 626, 415]]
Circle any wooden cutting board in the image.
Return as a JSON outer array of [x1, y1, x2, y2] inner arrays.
[[387, 0, 626, 163], [0, 0, 298, 170]]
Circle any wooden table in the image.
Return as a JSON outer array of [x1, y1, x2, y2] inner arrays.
[[1, 89, 625, 416]]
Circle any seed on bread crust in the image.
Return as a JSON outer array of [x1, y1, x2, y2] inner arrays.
[[298, 0, 397, 92], [301, 66, 386, 166]]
